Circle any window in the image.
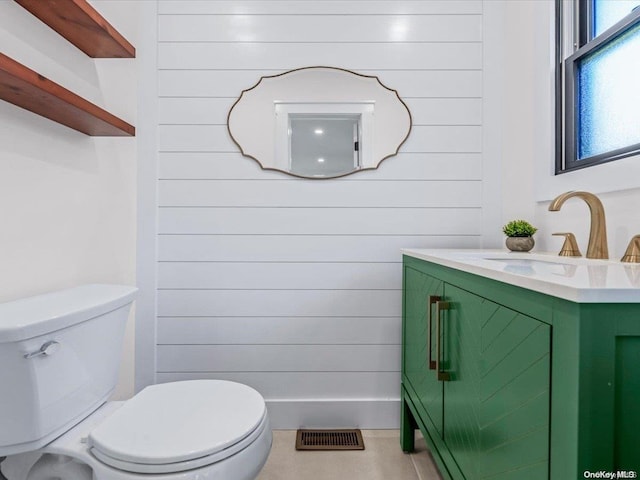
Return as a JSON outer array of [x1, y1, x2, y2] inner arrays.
[[556, 0, 640, 173]]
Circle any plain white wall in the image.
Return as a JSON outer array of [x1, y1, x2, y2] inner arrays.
[[499, 1, 537, 224], [0, 0, 138, 399], [500, 0, 640, 258]]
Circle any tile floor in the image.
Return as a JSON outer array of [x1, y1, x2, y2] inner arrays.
[[257, 430, 443, 480]]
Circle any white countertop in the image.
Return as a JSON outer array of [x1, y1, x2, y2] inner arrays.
[[402, 249, 640, 303]]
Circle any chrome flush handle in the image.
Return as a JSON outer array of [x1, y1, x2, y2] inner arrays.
[[24, 340, 60, 359]]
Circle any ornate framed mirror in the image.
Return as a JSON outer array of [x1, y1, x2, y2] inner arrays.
[[227, 66, 412, 179]]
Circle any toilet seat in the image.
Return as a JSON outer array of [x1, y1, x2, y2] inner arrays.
[[87, 380, 267, 474], [90, 411, 269, 474]]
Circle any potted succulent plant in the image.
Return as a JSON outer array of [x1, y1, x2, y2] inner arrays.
[[502, 220, 537, 252]]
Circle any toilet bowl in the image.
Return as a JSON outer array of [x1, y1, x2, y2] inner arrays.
[[0, 285, 271, 480]]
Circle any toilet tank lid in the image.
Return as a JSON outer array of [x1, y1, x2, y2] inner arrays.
[[0, 284, 137, 343]]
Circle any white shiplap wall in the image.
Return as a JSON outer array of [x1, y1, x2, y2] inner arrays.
[[154, 0, 484, 428]]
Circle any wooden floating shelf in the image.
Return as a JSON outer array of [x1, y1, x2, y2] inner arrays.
[[0, 53, 135, 136], [14, 0, 135, 58]]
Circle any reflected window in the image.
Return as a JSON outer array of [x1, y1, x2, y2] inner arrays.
[[289, 115, 360, 178], [274, 102, 374, 178]]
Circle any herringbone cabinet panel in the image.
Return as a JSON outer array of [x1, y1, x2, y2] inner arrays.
[[443, 285, 551, 480]]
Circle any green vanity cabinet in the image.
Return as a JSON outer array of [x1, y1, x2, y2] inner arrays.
[[403, 267, 444, 439], [401, 254, 640, 480]]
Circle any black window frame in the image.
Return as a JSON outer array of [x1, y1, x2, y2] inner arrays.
[[555, 0, 640, 174]]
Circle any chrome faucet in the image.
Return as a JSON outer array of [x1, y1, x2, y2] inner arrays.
[[548, 191, 609, 259]]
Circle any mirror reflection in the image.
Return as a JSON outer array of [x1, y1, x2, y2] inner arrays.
[[290, 115, 359, 178], [227, 67, 412, 179]]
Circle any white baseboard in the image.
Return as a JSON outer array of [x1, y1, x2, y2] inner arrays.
[[265, 399, 400, 429]]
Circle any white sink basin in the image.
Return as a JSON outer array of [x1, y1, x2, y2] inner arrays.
[[482, 258, 569, 264], [481, 257, 576, 276]]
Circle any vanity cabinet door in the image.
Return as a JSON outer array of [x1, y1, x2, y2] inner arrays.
[[403, 266, 444, 437], [442, 284, 551, 480]]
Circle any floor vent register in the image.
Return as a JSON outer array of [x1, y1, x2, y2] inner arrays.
[[295, 429, 365, 451]]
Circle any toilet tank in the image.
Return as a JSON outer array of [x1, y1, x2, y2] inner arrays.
[[0, 284, 137, 456]]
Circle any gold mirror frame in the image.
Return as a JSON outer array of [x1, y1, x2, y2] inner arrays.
[[227, 66, 413, 180]]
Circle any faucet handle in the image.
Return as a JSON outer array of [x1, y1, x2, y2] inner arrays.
[[621, 235, 640, 263], [552, 232, 582, 257]]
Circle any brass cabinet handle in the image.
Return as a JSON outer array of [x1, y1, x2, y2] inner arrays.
[[436, 300, 451, 381], [427, 295, 440, 370]]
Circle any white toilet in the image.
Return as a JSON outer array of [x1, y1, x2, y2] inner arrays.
[[0, 285, 272, 480]]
